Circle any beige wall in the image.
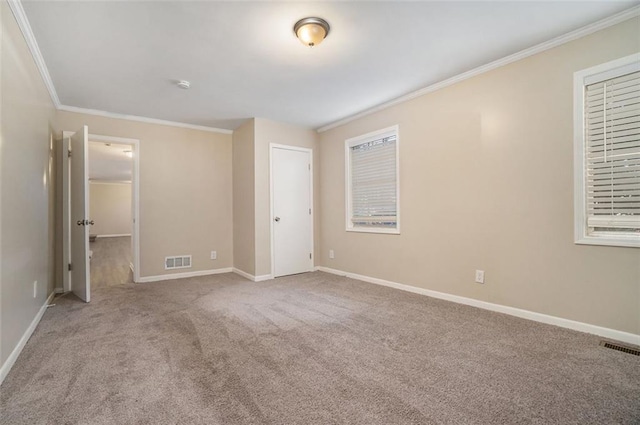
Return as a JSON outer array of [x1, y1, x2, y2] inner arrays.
[[232, 119, 256, 275], [254, 118, 320, 277], [1, 2, 57, 365], [55, 111, 233, 278], [89, 182, 132, 236], [319, 18, 640, 335], [232, 118, 320, 277]]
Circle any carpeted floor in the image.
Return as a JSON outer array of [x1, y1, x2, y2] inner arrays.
[[1, 271, 638, 424]]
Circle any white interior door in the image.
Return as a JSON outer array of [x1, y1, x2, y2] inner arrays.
[[70, 126, 91, 302], [272, 146, 313, 277]]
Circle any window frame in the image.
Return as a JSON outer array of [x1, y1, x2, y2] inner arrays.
[[345, 125, 400, 235], [573, 53, 640, 248]]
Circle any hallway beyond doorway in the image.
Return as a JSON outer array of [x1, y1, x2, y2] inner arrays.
[[90, 236, 132, 288]]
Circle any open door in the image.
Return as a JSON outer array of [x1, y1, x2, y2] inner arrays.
[[70, 126, 91, 302]]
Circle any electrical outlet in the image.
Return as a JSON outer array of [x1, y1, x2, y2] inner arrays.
[[210, 251, 217, 260], [33, 281, 38, 298], [475, 270, 485, 284], [329, 249, 334, 259]]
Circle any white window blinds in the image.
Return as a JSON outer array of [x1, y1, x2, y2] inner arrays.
[[585, 70, 640, 233], [349, 131, 398, 229]]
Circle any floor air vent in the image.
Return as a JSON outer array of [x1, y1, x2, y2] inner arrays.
[[165, 255, 192, 270], [600, 341, 640, 356]]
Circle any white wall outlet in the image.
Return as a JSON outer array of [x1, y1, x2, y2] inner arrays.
[[210, 251, 217, 260], [33, 280, 38, 298], [329, 249, 335, 259], [475, 270, 485, 284]]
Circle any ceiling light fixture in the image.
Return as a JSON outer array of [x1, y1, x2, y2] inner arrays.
[[294, 17, 330, 47], [177, 80, 191, 89]]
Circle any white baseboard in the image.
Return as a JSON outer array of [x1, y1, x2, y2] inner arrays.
[[232, 268, 254, 281], [316, 266, 640, 346], [255, 274, 273, 282], [0, 292, 55, 386], [232, 268, 273, 282], [138, 267, 233, 283], [97, 234, 131, 238]]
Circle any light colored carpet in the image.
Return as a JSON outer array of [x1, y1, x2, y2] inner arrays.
[[90, 236, 133, 288], [1, 271, 638, 424]]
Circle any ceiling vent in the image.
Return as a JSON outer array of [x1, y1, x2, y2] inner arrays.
[[165, 255, 192, 270]]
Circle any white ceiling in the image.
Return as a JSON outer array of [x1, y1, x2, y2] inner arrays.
[[22, 1, 639, 131], [89, 141, 132, 182]]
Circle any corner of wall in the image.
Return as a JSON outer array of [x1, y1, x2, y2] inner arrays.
[[232, 118, 257, 275]]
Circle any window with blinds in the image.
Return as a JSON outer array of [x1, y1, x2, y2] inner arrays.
[[574, 54, 640, 247], [345, 126, 400, 234]]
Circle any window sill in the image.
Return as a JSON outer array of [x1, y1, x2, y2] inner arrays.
[[575, 235, 640, 248], [346, 227, 400, 235]]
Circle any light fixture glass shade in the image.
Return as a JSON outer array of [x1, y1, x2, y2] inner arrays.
[[294, 17, 330, 47]]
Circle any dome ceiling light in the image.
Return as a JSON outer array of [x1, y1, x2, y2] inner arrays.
[[294, 17, 330, 47]]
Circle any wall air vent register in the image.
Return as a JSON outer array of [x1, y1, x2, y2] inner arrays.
[[165, 255, 192, 270]]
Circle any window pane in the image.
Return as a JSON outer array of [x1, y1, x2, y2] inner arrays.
[[347, 129, 398, 231]]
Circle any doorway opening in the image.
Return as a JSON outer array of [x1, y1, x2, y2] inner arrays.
[[89, 134, 140, 285], [88, 140, 134, 288]]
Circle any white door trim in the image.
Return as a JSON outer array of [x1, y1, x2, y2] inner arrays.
[[88, 134, 141, 283], [61, 131, 73, 292], [269, 143, 314, 278]]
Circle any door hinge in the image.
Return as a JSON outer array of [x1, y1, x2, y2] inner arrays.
[[67, 149, 72, 158], [68, 263, 72, 271], [309, 208, 311, 215], [309, 253, 312, 259], [308, 164, 311, 170]]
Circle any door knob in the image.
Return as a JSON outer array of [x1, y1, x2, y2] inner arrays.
[[274, 217, 281, 222], [89, 220, 95, 225], [77, 220, 84, 226]]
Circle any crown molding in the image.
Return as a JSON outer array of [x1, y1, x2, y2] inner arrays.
[[9, 0, 233, 135], [59, 105, 233, 135], [7, 0, 61, 107], [10, 0, 638, 136], [317, 5, 640, 133]]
